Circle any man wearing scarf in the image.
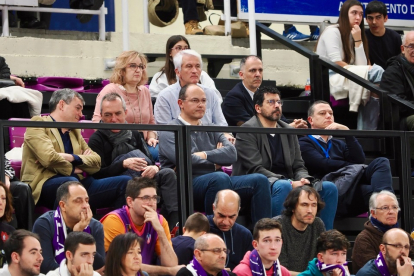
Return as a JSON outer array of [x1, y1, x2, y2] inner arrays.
[[299, 230, 350, 276], [32, 181, 105, 275], [233, 218, 289, 276], [176, 234, 237, 276], [381, 31, 414, 160], [88, 92, 178, 230], [356, 228, 413, 276], [351, 191, 414, 274]]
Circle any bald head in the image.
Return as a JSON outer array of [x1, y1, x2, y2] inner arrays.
[[212, 190, 240, 232], [195, 234, 223, 250], [383, 228, 410, 244], [213, 189, 241, 209]]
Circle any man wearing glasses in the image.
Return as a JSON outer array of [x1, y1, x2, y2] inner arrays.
[[352, 191, 414, 274], [176, 234, 237, 276], [232, 86, 338, 230], [364, 1, 402, 69], [381, 31, 414, 160], [356, 228, 413, 276], [101, 177, 183, 275]]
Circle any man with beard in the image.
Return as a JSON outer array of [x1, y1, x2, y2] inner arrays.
[[2, 230, 44, 276], [273, 186, 327, 275], [33, 181, 105, 274], [222, 55, 307, 128], [232, 86, 338, 230], [356, 228, 413, 276]]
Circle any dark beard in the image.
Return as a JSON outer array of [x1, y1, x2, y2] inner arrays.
[[385, 250, 398, 275]]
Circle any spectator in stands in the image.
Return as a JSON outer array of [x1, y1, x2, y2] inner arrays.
[[149, 35, 222, 102], [0, 56, 25, 87], [4, 157, 35, 230], [158, 84, 271, 223], [154, 50, 228, 133], [283, 24, 319, 42], [21, 88, 130, 210], [299, 100, 394, 217], [0, 181, 15, 268], [298, 230, 350, 276], [46, 232, 99, 276], [233, 218, 290, 276], [380, 31, 414, 161], [232, 86, 337, 229], [32, 181, 105, 274], [273, 186, 326, 275], [92, 51, 159, 161], [100, 177, 183, 275], [173, 212, 210, 265], [356, 228, 413, 276], [207, 190, 254, 270], [365, 1, 402, 69], [176, 234, 237, 276], [222, 55, 308, 128], [2, 230, 44, 276], [316, 0, 384, 130], [351, 191, 414, 274], [105, 233, 145, 276], [88, 92, 178, 230]]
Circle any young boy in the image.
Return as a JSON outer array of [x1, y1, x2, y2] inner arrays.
[[233, 218, 290, 276], [172, 213, 210, 265], [299, 230, 350, 276]]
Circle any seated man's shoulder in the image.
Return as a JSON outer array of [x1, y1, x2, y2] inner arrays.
[[158, 83, 178, 99], [33, 211, 55, 228], [356, 259, 378, 276]]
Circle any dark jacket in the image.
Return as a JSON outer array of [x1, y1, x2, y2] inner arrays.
[[207, 215, 253, 270], [88, 130, 153, 179], [0, 57, 11, 80], [380, 55, 414, 101]]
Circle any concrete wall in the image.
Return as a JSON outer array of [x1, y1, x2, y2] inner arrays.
[[0, 1, 314, 87]]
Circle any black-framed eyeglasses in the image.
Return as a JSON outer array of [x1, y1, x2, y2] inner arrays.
[[171, 45, 190, 51], [266, 99, 283, 106], [200, 248, 231, 255], [403, 44, 414, 52], [135, 195, 161, 203], [375, 206, 400, 212], [127, 63, 146, 71], [383, 243, 411, 250]]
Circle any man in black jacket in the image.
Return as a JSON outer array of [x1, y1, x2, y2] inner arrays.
[[88, 92, 178, 229]]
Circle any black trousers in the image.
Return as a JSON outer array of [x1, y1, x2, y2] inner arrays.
[[9, 181, 35, 231]]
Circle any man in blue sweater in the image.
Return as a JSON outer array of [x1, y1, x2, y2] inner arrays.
[[159, 83, 272, 224], [299, 101, 394, 217]]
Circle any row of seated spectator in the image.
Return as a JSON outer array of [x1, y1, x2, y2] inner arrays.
[[0, 178, 411, 276]]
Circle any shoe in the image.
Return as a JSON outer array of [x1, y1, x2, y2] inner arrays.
[[243, 21, 249, 36], [76, 0, 104, 24], [283, 26, 310, 41], [185, 20, 203, 35], [20, 19, 47, 29], [310, 27, 320, 41]]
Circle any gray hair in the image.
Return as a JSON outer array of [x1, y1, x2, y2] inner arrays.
[[100, 92, 127, 114], [49, 88, 85, 113], [402, 31, 414, 46], [239, 55, 262, 71], [173, 49, 203, 72], [369, 190, 398, 218], [194, 234, 223, 250]]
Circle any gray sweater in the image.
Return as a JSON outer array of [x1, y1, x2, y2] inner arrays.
[[273, 214, 325, 273], [159, 118, 236, 177]]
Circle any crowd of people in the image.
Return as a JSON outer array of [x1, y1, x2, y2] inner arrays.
[[1, 0, 414, 275]]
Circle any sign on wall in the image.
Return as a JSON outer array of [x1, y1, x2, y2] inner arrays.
[[238, 0, 414, 28]]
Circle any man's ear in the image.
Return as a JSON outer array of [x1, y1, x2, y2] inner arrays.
[[317, 252, 324, 262], [65, 250, 73, 261], [252, 240, 258, 250], [384, 15, 388, 23], [238, 70, 244, 79], [178, 99, 184, 109], [175, 68, 180, 77], [126, 197, 134, 208], [11, 252, 20, 264], [59, 201, 66, 212], [379, 244, 386, 255], [194, 249, 202, 259], [307, 116, 312, 125]]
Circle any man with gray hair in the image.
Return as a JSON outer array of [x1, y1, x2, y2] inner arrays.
[[351, 190, 414, 274], [176, 233, 237, 276], [154, 49, 227, 128], [21, 88, 130, 210]]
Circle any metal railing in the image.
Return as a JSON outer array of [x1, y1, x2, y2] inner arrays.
[[1, 120, 413, 231], [0, 3, 107, 40]]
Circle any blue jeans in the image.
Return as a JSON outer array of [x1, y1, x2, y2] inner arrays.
[[193, 172, 272, 224], [38, 175, 131, 210], [147, 144, 159, 162], [271, 180, 338, 230]]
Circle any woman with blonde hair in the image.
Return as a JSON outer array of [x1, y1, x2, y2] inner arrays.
[[93, 50, 159, 161]]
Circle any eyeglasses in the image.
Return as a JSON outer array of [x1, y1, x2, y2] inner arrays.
[[171, 45, 190, 51], [383, 243, 411, 251], [127, 63, 146, 71], [183, 98, 207, 105], [200, 248, 231, 255], [375, 206, 400, 212], [266, 99, 283, 106], [403, 44, 414, 53], [135, 195, 161, 203]]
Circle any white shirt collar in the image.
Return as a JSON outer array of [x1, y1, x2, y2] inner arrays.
[[311, 134, 333, 143], [242, 82, 256, 99]]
